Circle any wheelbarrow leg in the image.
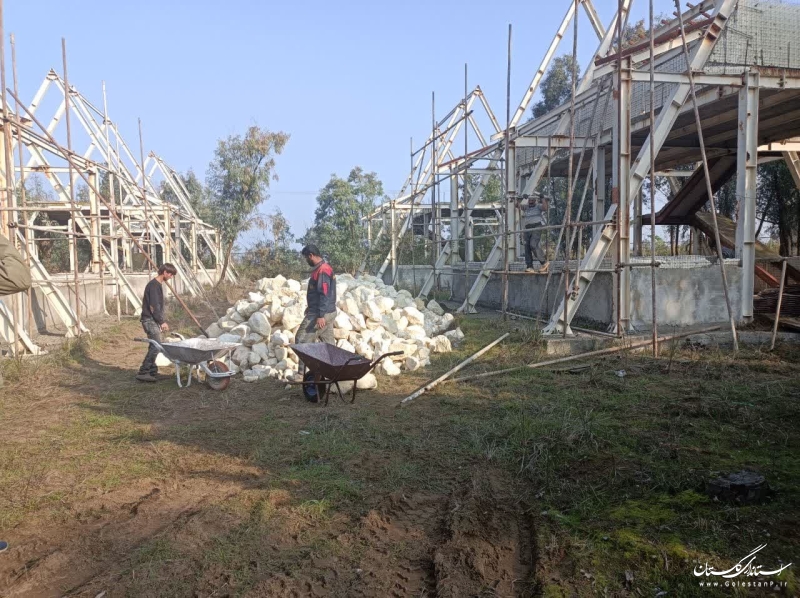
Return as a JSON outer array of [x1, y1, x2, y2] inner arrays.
[[175, 361, 184, 388]]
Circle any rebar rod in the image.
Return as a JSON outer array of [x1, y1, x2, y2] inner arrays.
[[649, 0, 659, 356], [10, 32, 33, 339], [61, 38, 82, 336], [563, 0, 579, 339], [674, 0, 738, 353], [502, 23, 512, 321]]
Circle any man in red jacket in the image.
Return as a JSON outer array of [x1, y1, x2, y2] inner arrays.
[[296, 244, 336, 345]]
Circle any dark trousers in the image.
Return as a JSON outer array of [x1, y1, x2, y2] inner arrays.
[[523, 225, 547, 268], [138, 318, 162, 376]]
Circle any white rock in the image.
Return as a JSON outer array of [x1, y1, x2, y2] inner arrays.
[[242, 332, 263, 347], [381, 315, 399, 336], [334, 328, 351, 340], [406, 325, 427, 340], [266, 357, 278, 366], [351, 313, 367, 331], [441, 312, 455, 329], [274, 346, 288, 361], [248, 291, 266, 304], [253, 342, 269, 360], [403, 306, 425, 326], [275, 359, 289, 371], [395, 295, 413, 309], [375, 296, 395, 314], [229, 311, 246, 324], [282, 303, 305, 330], [357, 373, 378, 389], [414, 298, 426, 310], [343, 296, 360, 317], [243, 370, 259, 383], [271, 331, 291, 346], [432, 335, 452, 353], [334, 311, 353, 330], [218, 333, 242, 344], [396, 316, 409, 332], [232, 346, 251, 365], [381, 359, 401, 376], [286, 279, 302, 293], [237, 300, 260, 318], [230, 324, 250, 339], [417, 347, 431, 362], [248, 351, 262, 366], [205, 323, 222, 338], [405, 356, 422, 371], [356, 341, 373, 360], [444, 328, 465, 346], [361, 300, 382, 322], [337, 339, 356, 354], [248, 312, 272, 338], [426, 300, 445, 316]]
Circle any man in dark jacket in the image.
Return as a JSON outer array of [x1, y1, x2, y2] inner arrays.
[[0, 232, 31, 296], [136, 263, 177, 382], [296, 245, 336, 345]]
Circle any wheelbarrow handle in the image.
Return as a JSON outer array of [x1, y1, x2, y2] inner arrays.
[[134, 337, 166, 354], [370, 351, 404, 368]]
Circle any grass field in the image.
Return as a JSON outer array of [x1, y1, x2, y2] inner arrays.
[[1, 303, 798, 597]]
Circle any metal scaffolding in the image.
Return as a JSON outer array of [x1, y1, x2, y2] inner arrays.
[[0, 44, 232, 355], [365, 0, 800, 349]]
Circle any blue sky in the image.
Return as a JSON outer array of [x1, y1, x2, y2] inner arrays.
[[6, 0, 653, 248]]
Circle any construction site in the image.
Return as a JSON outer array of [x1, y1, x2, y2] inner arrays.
[[1, 0, 800, 595]]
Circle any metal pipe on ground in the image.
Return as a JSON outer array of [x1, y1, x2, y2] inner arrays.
[[449, 326, 722, 384]]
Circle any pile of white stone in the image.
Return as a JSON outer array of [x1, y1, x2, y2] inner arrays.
[[203, 273, 464, 388]]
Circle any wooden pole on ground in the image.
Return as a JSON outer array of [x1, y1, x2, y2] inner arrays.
[[769, 260, 787, 351], [450, 326, 722, 383], [400, 333, 510, 404]]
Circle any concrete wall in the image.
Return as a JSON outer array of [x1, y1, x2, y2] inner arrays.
[[382, 265, 453, 293], [449, 267, 614, 325], [630, 263, 743, 328]]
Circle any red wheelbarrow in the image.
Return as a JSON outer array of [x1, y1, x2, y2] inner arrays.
[[289, 343, 403, 405]]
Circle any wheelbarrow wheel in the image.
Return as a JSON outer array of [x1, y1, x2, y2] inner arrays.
[[302, 371, 328, 403], [205, 360, 231, 391]]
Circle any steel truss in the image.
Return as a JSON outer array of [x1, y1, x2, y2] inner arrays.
[[1, 67, 230, 354], [368, 0, 800, 338]]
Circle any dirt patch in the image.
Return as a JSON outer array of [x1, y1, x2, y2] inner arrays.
[[434, 473, 537, 597]]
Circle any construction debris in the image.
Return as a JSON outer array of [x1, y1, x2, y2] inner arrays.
[[206, 274, 462, 386]]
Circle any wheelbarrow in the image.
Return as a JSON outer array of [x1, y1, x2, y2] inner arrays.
[[289, 343, 403, 405], [134, 333, 239, 390]]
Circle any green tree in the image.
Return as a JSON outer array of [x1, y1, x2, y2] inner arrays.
[[531, 55, 580, 119], [205, 126, 289, 283], [303, 167, 386, 274]]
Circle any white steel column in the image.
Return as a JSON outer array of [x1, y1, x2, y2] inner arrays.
[[88, 169, 101, 274], [593, 145, 606, 237], [505, 143, 517, 263], [449, 174, 460, 265], [612, 57, 632, 333], [735, 69, 759, 320]]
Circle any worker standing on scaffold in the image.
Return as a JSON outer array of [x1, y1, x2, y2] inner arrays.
[[520, 193, 549, 273]]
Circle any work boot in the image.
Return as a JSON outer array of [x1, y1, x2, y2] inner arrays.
[[525, 267, 536, 273], [538, 262, 550, 274], [136, 373, 157, 383]]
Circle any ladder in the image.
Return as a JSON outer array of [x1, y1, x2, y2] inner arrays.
[[543, 205, 617, 335], [14, 229, 89, 337]]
